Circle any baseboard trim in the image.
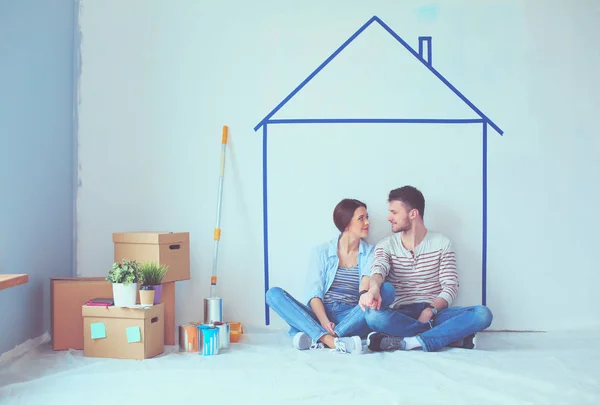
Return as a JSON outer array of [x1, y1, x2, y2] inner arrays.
[[483, 329, 546, 333]]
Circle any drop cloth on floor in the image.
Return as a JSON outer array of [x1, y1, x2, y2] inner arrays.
[[1, 327, 599, 405]]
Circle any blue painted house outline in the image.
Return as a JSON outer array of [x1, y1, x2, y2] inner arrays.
[[254, 15, 503, 325]]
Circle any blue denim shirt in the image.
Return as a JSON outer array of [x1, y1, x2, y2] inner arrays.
[[304, 235, 375, 306]]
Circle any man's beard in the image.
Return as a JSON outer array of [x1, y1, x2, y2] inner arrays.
[[393, 221, 410, 233]]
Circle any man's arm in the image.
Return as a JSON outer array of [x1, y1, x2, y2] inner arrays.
[[360, 240, 392, 310], [435, 240, 459, 309], [360, 273, 385, 311], [368, 273, 384, 291], [430, 296, 449, 312], [368, 241, 392, 291], [419, 240, 459, 321]]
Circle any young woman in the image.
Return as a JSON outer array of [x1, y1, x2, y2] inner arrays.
[[266, 198, 394, 354]]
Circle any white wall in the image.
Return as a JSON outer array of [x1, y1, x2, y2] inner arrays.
[[76, 0, 600, 332]]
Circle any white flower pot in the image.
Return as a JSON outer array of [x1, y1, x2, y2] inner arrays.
[[112, 282, 138, 307]]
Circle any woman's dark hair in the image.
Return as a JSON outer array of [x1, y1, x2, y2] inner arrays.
[[333, 199, 367, 233]]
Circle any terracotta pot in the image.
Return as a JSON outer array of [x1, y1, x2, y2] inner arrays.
[[139, 288, 155, 306]]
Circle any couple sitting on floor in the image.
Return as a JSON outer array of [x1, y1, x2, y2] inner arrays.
[[265, 185, 493, 354]]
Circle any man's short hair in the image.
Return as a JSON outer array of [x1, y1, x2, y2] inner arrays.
[[388, 186, 425, 219]]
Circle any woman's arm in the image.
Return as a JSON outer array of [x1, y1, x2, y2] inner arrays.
[[304, 246, 326, 306], [310, 297, 335, 336], [359, 275, 370, 292], [358, 245, 374, 293], [309, 297, 329, 324]]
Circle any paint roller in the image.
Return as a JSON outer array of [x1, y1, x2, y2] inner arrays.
[[204, 125, 228, 324]]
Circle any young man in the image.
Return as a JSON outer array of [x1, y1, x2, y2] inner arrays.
[[359, 186, 493, 352]]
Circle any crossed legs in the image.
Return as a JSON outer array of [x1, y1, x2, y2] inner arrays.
[[365, 300, 493, 352], [265, 284, 396, 347]]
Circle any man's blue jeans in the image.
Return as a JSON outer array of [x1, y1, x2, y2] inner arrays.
[[265, 286, 396, 343], [365, 289, 493, 352]]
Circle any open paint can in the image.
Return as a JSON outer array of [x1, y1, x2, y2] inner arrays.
[[203, 297, 223, 324], [179, 324, 200, 352], [213, 321, 230, 349], [198, 324, 220, 356]]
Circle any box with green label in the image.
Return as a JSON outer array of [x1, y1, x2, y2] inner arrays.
[[82, 303, 164, 360]]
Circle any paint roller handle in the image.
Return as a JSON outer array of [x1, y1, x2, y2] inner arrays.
[[222, 125, 229, 144]]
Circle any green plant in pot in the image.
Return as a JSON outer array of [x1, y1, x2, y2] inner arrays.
[[140, 261, 168, 305], [139, 285, 155, 306], [106, 259, 143, 307]]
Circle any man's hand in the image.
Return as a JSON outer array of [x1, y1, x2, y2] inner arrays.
[[321, 320, 336, 336], [359, 288, 382, 311], [418, 308, 434, 323]]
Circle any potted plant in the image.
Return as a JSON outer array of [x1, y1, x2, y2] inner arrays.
[[139, 261, 168, 304], [139, 285, 155, 306], [106, 258, 142, 307]]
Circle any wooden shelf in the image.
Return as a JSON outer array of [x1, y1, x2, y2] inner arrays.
[[0, 274, 29, 291]]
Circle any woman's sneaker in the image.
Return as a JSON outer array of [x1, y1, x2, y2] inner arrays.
[[292, 332, 325, 350], [333, 336, 363, 354]]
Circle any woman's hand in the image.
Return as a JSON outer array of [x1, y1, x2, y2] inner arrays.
[[321, 320, 336, 336], [309, 298, 337, 336]]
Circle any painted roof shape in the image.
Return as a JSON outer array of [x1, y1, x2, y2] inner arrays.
[[254, 16, 503, 135]]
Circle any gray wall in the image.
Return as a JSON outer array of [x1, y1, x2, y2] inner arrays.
[[0, 0, 75, 355]]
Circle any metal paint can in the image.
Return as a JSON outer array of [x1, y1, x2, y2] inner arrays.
[[198, 324, 220, 356], [203, 297, 223, 324], [213, 321, 230, 349], [179, 324, 200, 352]]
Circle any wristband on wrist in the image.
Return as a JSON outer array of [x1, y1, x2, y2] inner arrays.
[[427, 304, 438, 316], [359, 290, 369, 296]]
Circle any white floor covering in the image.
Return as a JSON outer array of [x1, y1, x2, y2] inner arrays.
[[1, 327, 599, 405]]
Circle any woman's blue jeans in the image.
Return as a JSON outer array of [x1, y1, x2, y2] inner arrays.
[[265, 284, 396, 343]]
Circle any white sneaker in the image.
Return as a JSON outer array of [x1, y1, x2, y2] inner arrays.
[[333, 336, 363, 354], [292, 332, 325, 350]]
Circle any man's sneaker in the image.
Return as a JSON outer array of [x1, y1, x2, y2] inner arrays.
[[448, 337, 464, 348], [367, 332, 406, 352], [462, 333, 476, 349], [292, 332, 325, 350], [333, 336, 363, 354], [448, 333, 476, 349]]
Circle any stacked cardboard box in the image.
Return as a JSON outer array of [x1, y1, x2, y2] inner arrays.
[[51, 231, 190, 360], [112, 232, 190, 283], [82, 304, 165, 360]]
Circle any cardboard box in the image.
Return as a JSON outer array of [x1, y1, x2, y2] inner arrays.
[[113, 232, 190, 283], [82, 303, 164, 360], [51, 278, 113, 351], [51, 278, 177, 350], [160, 282, 176, 346]]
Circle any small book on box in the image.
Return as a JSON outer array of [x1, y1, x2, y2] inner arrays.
[[86, 298, 114, 307]]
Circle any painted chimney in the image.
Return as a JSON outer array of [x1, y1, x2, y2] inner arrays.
[[418, 36, 432, 66]]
